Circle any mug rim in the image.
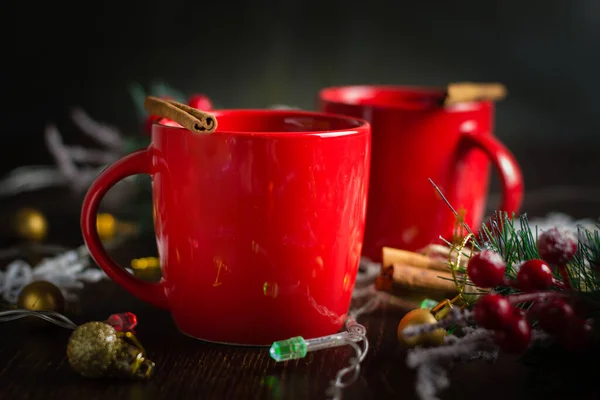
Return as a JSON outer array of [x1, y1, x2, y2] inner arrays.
[[153, 109, 370, 138], [319, 85, 489, 112]]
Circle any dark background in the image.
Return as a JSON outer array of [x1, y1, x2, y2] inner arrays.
[[2, 0, 600, 212]]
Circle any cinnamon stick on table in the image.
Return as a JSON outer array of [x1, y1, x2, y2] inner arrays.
[[419, 244, 471, 268], [376, 263, 458, 296], [382, 247, 449, 272]]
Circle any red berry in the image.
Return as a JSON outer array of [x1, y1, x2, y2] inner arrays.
[[537, 298, 575, 335], [467, 250, 506, 288], [188, 94, 213, 111], [537, 227, 577, 265], [474, 293, 513, 330], [516, 259, 554, 292], [495, 316, 531, 354]]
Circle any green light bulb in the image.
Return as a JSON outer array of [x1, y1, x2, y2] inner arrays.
[[420, 298, 438, 309], [269, 336, 307, 362]]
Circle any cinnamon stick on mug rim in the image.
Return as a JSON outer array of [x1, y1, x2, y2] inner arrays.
[[144, 96, 218, 134], [443, 82, 507, 106]]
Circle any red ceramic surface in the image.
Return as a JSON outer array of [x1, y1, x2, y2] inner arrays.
[[81, 110, 371, 345], [319, 86, 523, 261]]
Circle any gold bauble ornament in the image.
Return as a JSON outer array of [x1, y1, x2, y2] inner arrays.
[[67, 322, 155, 379], [67, 322, 119, 378], [130, 257, 160, 270], [397, 308, 446, 347], [14, 208, 47, 241], [96, 213, 117, 241], [17, 280, 65, 313]]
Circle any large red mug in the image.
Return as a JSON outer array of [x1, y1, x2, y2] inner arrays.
[[319, 86, 523, 261], [81, 109, 371, 345]]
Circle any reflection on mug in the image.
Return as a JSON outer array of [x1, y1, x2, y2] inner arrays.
[[262, 280, 346, 327]]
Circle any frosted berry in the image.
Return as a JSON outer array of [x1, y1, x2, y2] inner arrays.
[[474, 293, 513, 330], [537, 227, 578, 265], [188, 94, 213, 111], [537, 298, 575, 335], [516, 259, 554, 292], [495, 315, 532, 354], [467, 250, 506, 288]]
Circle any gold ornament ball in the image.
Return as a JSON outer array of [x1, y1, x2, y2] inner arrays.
[[14, 208, 48, 241], [17, 280, 65, 313], [96, 213, 117, 241], [67, 322, 120, 378], [397, 308, 447, 348]]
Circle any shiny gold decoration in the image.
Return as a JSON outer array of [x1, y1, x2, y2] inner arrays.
[[17, 280, 65, 313], [447, 229, 476, 306], [131, 257, 161, 282], [130, 257, 160, 270], [430, 295, 463, 321], [96, 213, 138, 241], [397, 308, 446, 347], [14, 208, 48, 241], [96, 213, 117, 241], [67, 322, 155, 379]]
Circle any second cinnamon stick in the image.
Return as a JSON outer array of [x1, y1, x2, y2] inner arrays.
[[382, 247, 449, 272], [391, 263, 457, 293]]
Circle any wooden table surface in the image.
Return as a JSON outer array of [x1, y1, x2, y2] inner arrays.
[[1, 145, 599, 400]]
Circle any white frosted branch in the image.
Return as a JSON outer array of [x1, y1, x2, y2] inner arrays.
[[406, 327, 498, 400], [44, 124, 79, 182], [0, 244, 107, 304], [64, 145, 120, 165], [0, 166, 68, 197], [70, 107, 123, 150]]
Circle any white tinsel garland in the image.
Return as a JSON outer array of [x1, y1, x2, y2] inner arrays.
[[0, 245, 108, 304]]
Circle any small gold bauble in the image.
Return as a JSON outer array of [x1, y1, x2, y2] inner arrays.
[[67, 322, 120, 378], [17, 280, 65, 313], [96, 213, 117, 241], [397, 308, 446, 347], [14, 208, 47, 241], [130, 257, 160, 270]]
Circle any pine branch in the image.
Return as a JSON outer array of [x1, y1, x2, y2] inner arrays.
[[465, 212, 600, 312]]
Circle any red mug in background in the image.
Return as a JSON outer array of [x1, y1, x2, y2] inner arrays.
[[81, 109, 371, 345], [319, 86, 523, 261]]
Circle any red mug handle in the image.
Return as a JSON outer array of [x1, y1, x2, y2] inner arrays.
[[461, 131, 524, 216], [81, 149, 169, 309]]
